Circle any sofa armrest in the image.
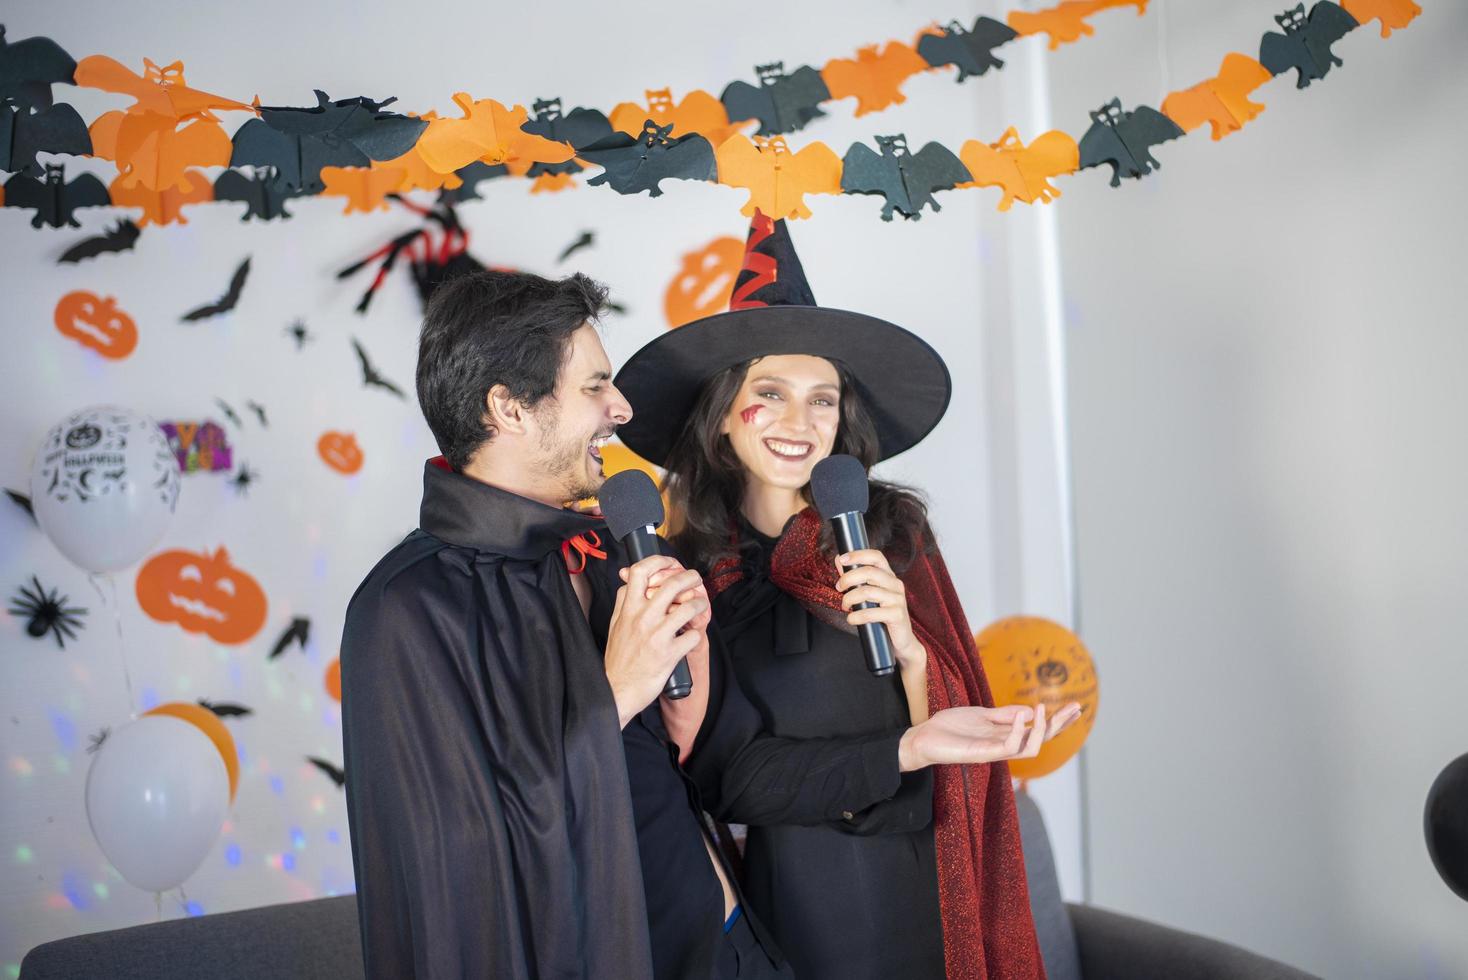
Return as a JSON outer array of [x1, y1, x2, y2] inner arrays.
[[1066, 902, 1319, 980]]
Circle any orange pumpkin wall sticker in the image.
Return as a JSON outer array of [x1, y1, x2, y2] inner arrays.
[[136, 547, 268, 645], [663, 236, 745, 329], [325, 657, 342, 703], [318, 432, 364, 474], [975, 615, 1099, 781], [54, 291, 138, 359]]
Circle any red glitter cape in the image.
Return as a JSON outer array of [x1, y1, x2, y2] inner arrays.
[[710, 508, 1046, 980]]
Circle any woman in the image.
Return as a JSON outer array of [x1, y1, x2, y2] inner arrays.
[[614, 213, 1081, 980]]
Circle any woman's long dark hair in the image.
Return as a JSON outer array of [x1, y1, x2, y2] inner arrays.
[[663, 358, 932, 575]]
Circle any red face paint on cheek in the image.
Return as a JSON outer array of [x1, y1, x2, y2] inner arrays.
[[739, 404, 762, 425]]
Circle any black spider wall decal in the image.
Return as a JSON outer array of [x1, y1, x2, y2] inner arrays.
[[8, 576, 88, 648]]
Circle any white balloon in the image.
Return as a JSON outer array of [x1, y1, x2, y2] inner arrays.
[[30, 405, 180, 573], [85, 715, 228, 893]]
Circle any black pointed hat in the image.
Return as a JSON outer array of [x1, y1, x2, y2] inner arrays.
[[614, 211, 951, 467]]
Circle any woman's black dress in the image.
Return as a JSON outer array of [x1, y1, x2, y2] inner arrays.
[[709, 523, 946, 980]]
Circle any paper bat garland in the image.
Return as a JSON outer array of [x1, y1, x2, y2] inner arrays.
[[230, 91, 427, 193], [1259, 2, 1359, 88], [1077, 98, 1184, 186], [4, 163, 108, 227], [109, 167, 212, 225], [840, 133, 971, 220], [520, 97, 613, 179], [580, 120, 716, 197], [214, 168, 302, 220], [1162, 53, 1273, 140], [1008, 0, 1149, 51], [0, 27, 92, 176], [959, 127, 1079, 211], [716, 134, 842, 220], [609, 88, 748, 146], [722, 62, 831, 136], [821, 42, 930, 116], [916, 17, 1019, 81]]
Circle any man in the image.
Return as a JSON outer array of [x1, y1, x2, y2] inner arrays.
[[342, 270, 1064, 979]]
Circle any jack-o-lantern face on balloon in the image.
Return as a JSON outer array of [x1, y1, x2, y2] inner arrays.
[[136, 547, 268, 645], [54, 291, 138, 360], [663, 236, 745, 329], [318, 432, 364, 475]]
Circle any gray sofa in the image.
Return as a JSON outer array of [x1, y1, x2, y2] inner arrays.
[[21, 794, 1316, 979]]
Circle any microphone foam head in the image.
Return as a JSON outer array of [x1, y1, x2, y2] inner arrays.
[[599, 469, 666, 539], [810, 454, 869, 518]]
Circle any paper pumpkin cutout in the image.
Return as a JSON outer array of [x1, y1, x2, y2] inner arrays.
[[608, 88, 747, 146], [144, 701, 239, 802], [74, 56, 250, 192], [716, 134, 842, 220], [821, 42, 929, 116], [1008, 0, 1149, 50], [414, 93, 573, 176], [664, 235, 745, 329], [325, 657, 341, 703], [320, 165, 403, 213], [1341, 0, 1420, 37], [958, 128, 1078, 211], [975, 615, 1098, 781], [135, 547, 268, 645], [108, 167, 212, 225], [54, 290, 137, 359], [1161, 54, 1272, 140], [1078, 98, 1184, 186], [318, 432, 364, 474]]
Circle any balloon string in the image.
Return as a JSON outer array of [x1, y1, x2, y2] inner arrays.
[[89, 573, 137, 718], [154, 890, 162, 922]]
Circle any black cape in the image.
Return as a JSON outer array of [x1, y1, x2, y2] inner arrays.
[[341, 460, 654, 979]]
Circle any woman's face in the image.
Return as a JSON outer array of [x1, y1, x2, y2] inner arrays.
[[720, 354, 842, 492]]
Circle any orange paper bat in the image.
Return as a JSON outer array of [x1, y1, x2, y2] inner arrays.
[[321, 166, 405, 213], [821, 42, 930, 117], [1341, 0, 1421, 37], [530, 172, 577, 193], [75, 56, 252, 192], [1161, 53, 1272, 141], [715, 134, 842, 220], [414, 94, 574, 176], [1008, 0, 1149, 50], [108, 168, 213, 225], [958, 127, 1079, 211], [609, 88, 749, 146], [373, 111, 463, 193]]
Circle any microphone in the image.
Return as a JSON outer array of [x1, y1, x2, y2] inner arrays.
[[599, 470, 693, 700], [811, 454, 895, 677]]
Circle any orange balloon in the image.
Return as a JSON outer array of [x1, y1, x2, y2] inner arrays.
[[593, 443, 676, 536], [325, 657, 341, 703], [144, 701, 239, 802], [976, 616, 1098, 780]]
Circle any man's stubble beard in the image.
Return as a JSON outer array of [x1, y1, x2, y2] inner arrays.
[[532, 402, 603, 503]]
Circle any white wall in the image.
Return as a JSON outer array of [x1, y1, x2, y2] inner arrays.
[[1050, 2, 1468, 977], [0, 0, 1089, 967]]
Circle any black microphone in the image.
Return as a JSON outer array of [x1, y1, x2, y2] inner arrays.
[[599, 470, 693, 700], [811, 454, 895, 677]]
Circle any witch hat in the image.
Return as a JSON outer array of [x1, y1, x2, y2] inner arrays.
[[614, 211, 951, 466]]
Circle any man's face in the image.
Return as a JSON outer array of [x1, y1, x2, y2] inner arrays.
[[527, 324, 633, 502]]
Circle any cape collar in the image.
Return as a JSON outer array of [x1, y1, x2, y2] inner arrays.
[[418, 457, 606, 561]]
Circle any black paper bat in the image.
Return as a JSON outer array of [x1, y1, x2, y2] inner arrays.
[[521, 98, 613, 178], [307, 756, 346, 789], [213, 168, 302, 221], [246, 400, 268, 427], [916, 16, 1019, 81], [580, 121, 716, 198], [352, 339, 406, 398], [440, 160, 509, 204], [0, 25, 77, 111], [559, 231, 595, 263], [721, 62, 830, 136], [1078, 98, 1185, 187], [269, 616, 311, 659], [58, 219, 140, 263], [181, 258, 250, 321], [4, 489, 34, 522], [2, 102, 92, 176], [215, 398, 242, 427], [230, 91, 428, 193], [1259, 2, 1358, 88], [198, 699, 254, 718], [3, 163, 108, 228], [839, 134, 971, 221]]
